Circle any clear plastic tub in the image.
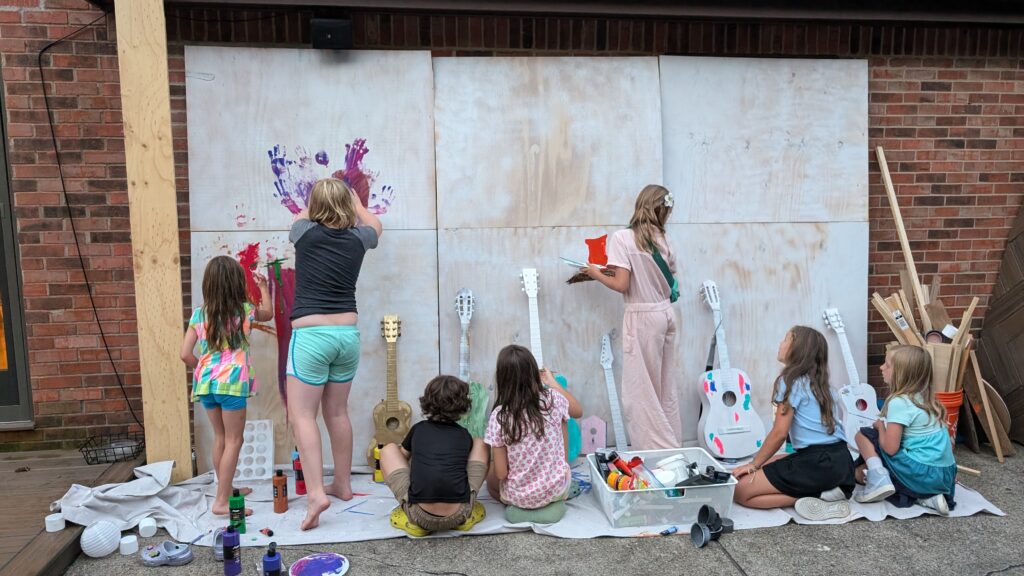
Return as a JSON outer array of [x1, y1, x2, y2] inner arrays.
[[587, 447, 737, 528]]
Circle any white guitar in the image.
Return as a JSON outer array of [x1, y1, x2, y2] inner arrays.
[[456, 288, 475, 382], [698, 280, 766, 460], [823, 308, 879, 449], [600, 334, 628, 452], [455, 288, 487, 438], [520, 268, 581, 460]]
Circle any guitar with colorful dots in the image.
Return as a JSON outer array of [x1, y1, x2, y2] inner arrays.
[[698, 280, 765, 460]]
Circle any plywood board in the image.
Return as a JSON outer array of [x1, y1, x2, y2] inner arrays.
[[190, 230, 439, 471], [660, 56, 868, 224], [438, 222, 868, 445], [185, 47, 437, 232], [434, 57, 663, 229]]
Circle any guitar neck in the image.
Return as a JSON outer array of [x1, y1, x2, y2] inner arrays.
[[386, 341, 398, 410], [835, 330, 861, 385], [713, 308, 731, 370], [527, 295, 544, 368], [459, 320, 470, 382], [603, 366, 628, 451]]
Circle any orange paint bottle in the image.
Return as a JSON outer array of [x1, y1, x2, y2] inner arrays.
[[272, 469, 288, 513]]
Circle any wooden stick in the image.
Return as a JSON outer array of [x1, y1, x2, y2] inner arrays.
[[886, 293, 924, 346], [898, 289, 926, 345], [900, 269, 919, 310], [970, 350, 1004, 463], [954, 336, 973, 392], [929, 275, 941, 304], [951, 297, 980, 349], [872, 293, 910, 345], [876, 146, 932, 334], [957, 464, 981, 477]]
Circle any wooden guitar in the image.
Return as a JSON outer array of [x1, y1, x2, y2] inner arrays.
[[366, 315, 412, 467], [520, 268, 582, 461], [455, 288, 487, 438], [823, 308, 879, 449], [698, 280, 766, 460], [600, 333, 628, 451]]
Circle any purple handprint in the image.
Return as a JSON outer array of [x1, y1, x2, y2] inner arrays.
[[368, 185, 395, 215]]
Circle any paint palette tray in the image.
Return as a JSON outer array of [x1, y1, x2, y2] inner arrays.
[[235, 420, 274, 481], [587, 447, 736, 529]]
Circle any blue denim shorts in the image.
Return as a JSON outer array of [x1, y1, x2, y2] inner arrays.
[[197, 393, 247, 411]]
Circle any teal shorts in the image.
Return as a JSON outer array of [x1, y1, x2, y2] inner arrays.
[[287, 325, 360, 385], [197, 393, 247, 411]]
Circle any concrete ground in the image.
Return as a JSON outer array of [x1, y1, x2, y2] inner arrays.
[[67, 449, 1023, 576]]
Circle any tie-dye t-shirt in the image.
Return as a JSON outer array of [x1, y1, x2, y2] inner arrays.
[[485, 389, 571, 509], [188, 303, 256, 400]]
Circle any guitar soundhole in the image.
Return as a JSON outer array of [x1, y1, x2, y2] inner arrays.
[[856, 399, 868, 411], [386, 417, 400, 431], [722, 391, 737, 407]]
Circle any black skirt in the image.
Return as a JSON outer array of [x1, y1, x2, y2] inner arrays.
[[762, 440, 856, 499]]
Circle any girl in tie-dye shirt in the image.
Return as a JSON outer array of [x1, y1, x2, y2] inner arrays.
[[180, 256, 273, 516]]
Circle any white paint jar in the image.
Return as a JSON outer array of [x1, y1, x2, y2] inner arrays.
[[138, 517, 157, 538], [45, 513, 66, 533]]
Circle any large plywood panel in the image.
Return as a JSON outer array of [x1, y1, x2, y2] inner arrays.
[[660, 56, 868, 224], [438, 222, 867, 445], [190, 230, 439, 471], [185, 47, 436, 232], [434, 57, 663, 229]]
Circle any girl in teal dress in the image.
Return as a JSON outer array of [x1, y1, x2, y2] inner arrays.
[[854, 345, 957, 515]]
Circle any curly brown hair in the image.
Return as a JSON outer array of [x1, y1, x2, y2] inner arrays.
[[419, 375, 471, 423]]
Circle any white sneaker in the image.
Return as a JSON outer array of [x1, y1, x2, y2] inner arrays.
[[795, 497, 852, 521], [917, 494, 950, 516], [856, 468, 896, 503], [819, 487, 847, 502]]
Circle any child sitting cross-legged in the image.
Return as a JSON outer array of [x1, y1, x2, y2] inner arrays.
[[382, 375, 489, 536]]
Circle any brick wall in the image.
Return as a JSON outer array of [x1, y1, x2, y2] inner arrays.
[[1, 0, 1021, 449]]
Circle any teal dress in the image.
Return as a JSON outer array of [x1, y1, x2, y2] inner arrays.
[[879, 395, 957, 497]]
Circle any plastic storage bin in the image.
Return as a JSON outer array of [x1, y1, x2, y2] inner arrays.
[[588, 447, 736, 528]]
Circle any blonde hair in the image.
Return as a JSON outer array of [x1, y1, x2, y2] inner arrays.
[[629, 184, 672, 254], [881, 345, 946, 422], [308, 178, 357, 229]]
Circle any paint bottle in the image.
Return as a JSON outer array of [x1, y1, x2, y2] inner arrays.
[[262, 542, 282, 576], [273, 469, 288, 513], [223, 525, 241, 576], [228, 489, 246, 534], [373, 444, 384, 483], [607, 451, 635, 477], [292, 448, 306, 495]]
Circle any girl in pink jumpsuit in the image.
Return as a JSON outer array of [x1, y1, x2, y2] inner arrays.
[[584, 185, 682, 450]]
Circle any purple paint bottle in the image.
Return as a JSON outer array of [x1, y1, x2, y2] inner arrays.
[[223, 525, 241, 576]]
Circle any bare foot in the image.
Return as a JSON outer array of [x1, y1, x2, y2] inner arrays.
[[301, 495, 331, 531], [325, 482, 353, 501], [211, 501, 254, 516]]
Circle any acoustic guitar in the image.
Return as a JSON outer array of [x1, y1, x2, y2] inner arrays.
[[823, 307, 879, 451], [455, 288, 488, 438], [520, 268, 582, 461], [698, 280, 766, 460], [366, 315, 412, 467]]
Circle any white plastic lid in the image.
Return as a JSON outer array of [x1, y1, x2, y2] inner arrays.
[[119, 535, 139, 555], [45, 513, 65, 533]]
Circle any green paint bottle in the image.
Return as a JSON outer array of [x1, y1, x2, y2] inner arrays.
[[229, 488, 246, 534]]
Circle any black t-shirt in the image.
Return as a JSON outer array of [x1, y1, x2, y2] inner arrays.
[[289, 219, 377, 320], [402, 420, 472, 504]]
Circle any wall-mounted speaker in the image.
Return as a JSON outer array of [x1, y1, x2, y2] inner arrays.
[[311, 18, 353, 50]]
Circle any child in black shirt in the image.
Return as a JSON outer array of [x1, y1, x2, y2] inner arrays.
[[382, 375, 489, 534]]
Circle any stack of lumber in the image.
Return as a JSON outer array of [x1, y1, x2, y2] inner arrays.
[[874, 147, 1013, 462]]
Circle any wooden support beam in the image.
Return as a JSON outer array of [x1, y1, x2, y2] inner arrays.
[[114, 0, 191, 482], [876, 146, 932, 334]]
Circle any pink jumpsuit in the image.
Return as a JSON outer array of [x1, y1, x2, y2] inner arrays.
[[607, 230, 683, 450]]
